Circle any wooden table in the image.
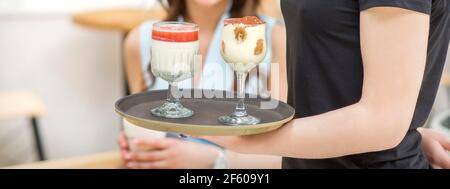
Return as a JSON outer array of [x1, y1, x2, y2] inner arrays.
[[73, 8, 166, 95], [4, 150, 122, 169], [71, 0, 282, 32]]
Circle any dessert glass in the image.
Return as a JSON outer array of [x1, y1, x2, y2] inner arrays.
[[123, 119, 165, 152], [150, 22, 199, 118], [219, 16, 266, 125]]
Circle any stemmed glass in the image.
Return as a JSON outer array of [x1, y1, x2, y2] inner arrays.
[[150, 22, 199, 118], [219, 17, 266, 125]]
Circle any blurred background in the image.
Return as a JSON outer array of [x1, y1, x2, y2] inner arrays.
[[0, 0, 283, 167], [0, 0, 448, 167]]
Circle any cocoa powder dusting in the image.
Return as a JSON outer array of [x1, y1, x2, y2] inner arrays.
[[224, 16, 265, 26]]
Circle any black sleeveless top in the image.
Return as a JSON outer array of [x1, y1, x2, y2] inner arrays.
[[281, 0, 450, 168]]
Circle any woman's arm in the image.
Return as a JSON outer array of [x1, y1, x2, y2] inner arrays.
[[118, 134, 281, 169], [124, 28, 147, 94], [203, 7, 430, 159]]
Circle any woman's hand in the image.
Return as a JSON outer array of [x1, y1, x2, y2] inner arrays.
[[418, 128, 450, 168], [118, 133, 220, 169]]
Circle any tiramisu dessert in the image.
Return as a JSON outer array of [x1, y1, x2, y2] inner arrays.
[[219, 16, 267, 125], [220, 16, 266, 73]]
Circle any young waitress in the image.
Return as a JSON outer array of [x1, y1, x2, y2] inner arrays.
[[204, 0, 450, 168]]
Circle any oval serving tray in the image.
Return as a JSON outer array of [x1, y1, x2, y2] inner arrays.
[[115, 89, 294, 136]]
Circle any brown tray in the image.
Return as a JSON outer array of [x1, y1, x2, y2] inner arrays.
[[115, 89, 295, 136]]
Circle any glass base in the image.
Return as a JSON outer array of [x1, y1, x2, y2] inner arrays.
[[151, 101, 193, 118], [218, 114, 260, 126]]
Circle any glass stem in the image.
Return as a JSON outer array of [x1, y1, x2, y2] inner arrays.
[[167, 83, 179, 103], [234, 71, 248, 117]]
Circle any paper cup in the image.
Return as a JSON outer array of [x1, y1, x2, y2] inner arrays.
[[123, 118, 166, 152]]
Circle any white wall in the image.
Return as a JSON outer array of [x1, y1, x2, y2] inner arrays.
[[0, 0, 157, 165]]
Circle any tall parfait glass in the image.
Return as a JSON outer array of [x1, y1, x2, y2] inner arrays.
[[150, 22, 199, 118], [219, 16, 266, 125]]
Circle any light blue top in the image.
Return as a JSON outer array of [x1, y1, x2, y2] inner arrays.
[[138, 1, 278, 144]]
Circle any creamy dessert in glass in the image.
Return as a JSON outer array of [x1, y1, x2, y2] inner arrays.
[[150, 22, 199, 118], [219, 16, 266, 125]]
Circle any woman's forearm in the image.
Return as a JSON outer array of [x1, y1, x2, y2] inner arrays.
[[226, 151, 281, 169], [244, 101, 413, 159]]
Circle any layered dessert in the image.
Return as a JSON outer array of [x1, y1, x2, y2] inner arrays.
[[221, 16, 266, 73], [151, 22, 199, 83], [150, 22, 198, 119], [218, 16, 267, 125]]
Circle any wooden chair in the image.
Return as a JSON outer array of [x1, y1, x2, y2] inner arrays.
[[0, 91, 47, 161], [73, 8, 167, 96], [72, 8, 167, 33]]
